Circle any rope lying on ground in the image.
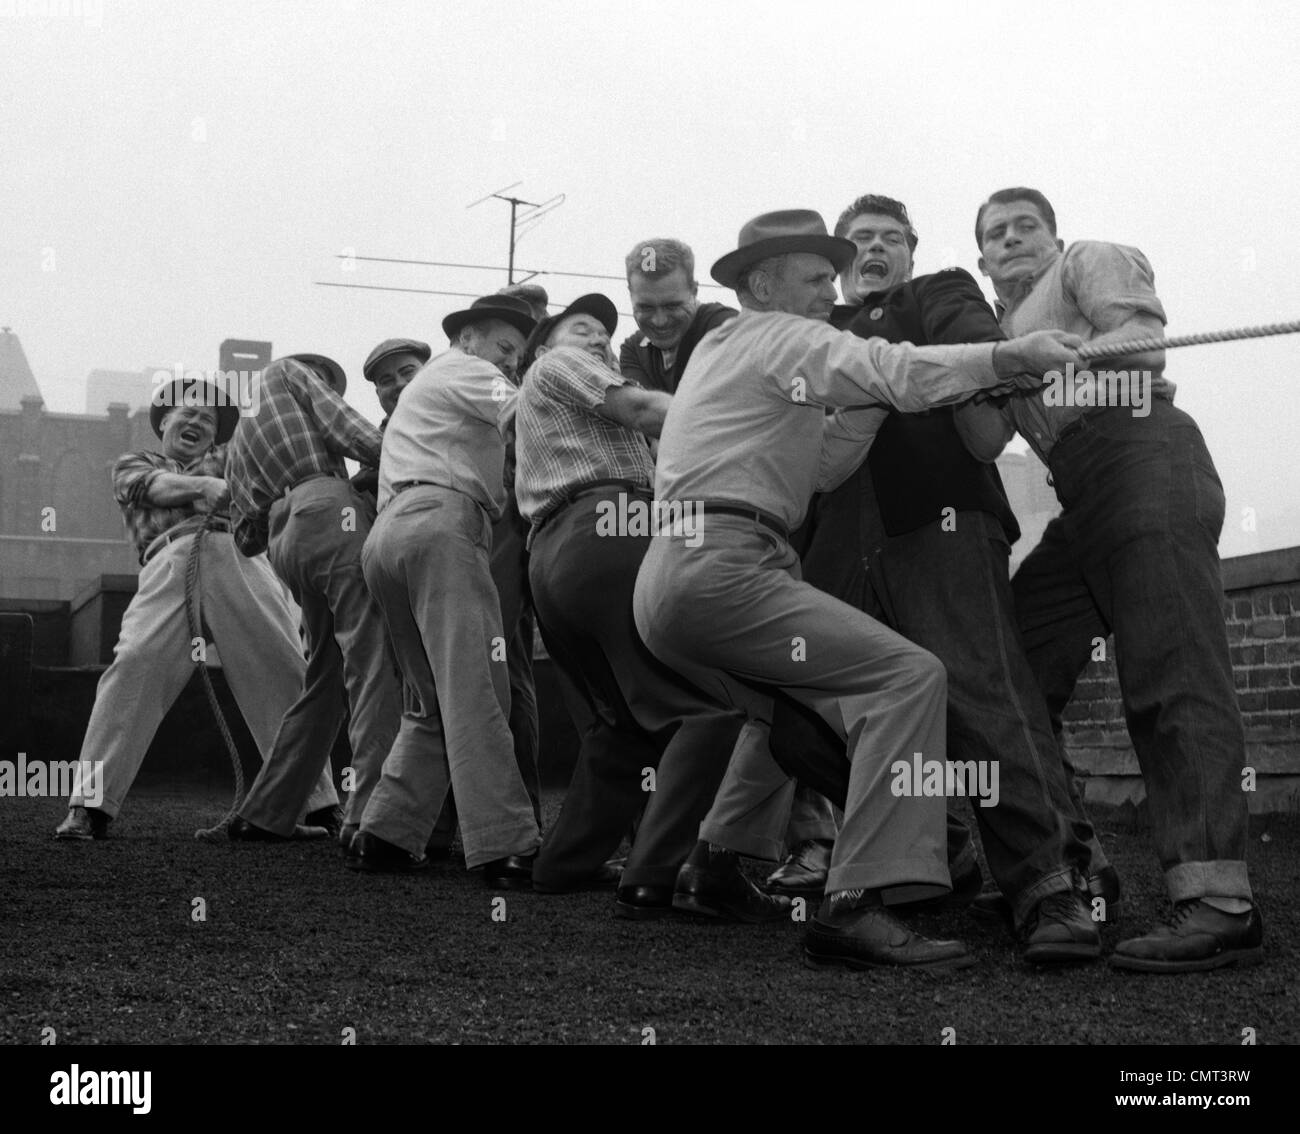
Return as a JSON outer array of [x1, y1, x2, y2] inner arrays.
[[1074, 319, 1300, 362], [185, 517, 246, 841]]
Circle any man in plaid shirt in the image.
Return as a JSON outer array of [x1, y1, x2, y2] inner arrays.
[[224, 354, 401, 843], [55, 377, 338, 840]]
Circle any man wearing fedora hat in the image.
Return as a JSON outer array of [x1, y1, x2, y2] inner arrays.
[[224, 354, 401, 842], [732, 193, 1111, 964], [55, 376, 338, 840], [632, 209, 1087, 969], [350, 294, 541, 885]]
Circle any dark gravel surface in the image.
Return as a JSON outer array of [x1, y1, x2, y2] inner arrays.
[[3, 788, 1296, 1045]]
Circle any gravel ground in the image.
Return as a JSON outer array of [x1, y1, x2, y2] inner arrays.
[[2, 787, 1296, 1045]]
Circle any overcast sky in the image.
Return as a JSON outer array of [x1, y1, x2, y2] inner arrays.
[[4, 0, 1299, 556]]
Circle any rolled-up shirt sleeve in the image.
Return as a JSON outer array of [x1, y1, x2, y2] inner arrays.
[[1062, 241, 1167, 333], [112, 452, 165, 509], [532, 347, 632, 412]]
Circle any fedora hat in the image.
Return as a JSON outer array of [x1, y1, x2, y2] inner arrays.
[[363, 338, 431, 382], [150, 377, 240, 445], [710, 209, 856, 288], [287, 353, 348, 397], [442, 294, 537, 342], [521, 293, 618, 373]]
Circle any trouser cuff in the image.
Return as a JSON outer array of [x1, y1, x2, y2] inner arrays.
[[1166, 860, 1253, 903]]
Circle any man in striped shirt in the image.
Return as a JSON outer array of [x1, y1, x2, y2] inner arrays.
[[224, 354, 401, 843], [515, 293, 790, 921]]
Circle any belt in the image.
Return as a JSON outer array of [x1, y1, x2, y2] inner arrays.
[[283, 471, 341, 496], [392, 479, 446, 497], [697, 502, 789, 542], [529, 479, 653, 545], [142, 517, 231, 564]]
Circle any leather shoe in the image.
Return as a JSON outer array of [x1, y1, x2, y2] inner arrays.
[[228, 816, 329, 842], [1019, 890, 1102, 964], [533, 857, 624, 894], [615, 884, 675, 920], [764, 839, 832, 898], [55, 806, 109, 841], [483, 853, 534, 890], [1110, 900, 1264, 973], [305, 804, 344, 840], [673, 844, 793, 923], [347, 831, 429, 873], [804, 900, 976, 971]]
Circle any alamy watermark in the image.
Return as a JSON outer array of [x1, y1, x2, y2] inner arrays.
[[1042, 363, 1151, 417], [890, 753, 1000, 808], [594, 493, 704, 548], [0, 753, 103, 807], [151, 364, 261, 418]]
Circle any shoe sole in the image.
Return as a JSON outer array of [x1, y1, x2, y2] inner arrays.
[[672, 893, 791, 924], [347, 857, 429, 874], [1023, 942, 1103, 965], [53, 831, 99, 841], [1108, 946, 1264, 974], [762, 882, 825, 899], [803, 947, 978, 973], [614, 901, 672, 921]]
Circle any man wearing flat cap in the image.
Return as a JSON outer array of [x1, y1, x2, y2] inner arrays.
[[224, 354, 401, 843], [632, 209, 1086, 970], [363, 337, 432, 425], [56, 376, 338, 840], [351, 294, 541, 887]]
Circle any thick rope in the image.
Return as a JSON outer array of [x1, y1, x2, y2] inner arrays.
[[186, 520, 246, 840], [1074, 319, 1300, 362]]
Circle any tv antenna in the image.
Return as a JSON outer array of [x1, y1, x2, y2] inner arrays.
[[467, 182, 566, 283]]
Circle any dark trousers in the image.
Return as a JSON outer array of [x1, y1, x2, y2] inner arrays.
[[1012, 401, 1251, 903], [528, 491, 747, 889], [770, 461, 1091, 920]]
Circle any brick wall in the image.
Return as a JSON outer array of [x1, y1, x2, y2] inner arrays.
[[1065, 546, 1300, 812]]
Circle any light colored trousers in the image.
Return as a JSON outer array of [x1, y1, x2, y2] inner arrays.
[[239, 477, 401, 835], [632, 517, 951, 898], [359, 485, 540, 867], [71, 532, 336, 820]]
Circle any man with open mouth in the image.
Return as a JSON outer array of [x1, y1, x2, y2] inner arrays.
[[632, 208, 1086, 971], [55, 377, 338, 841]]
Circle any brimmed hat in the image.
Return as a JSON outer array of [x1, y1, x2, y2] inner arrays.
[[441, 294, 537, 342], [496, 283, 551, 322], [287, 353, 348, 396], [150, 377, 240, 444], [521, 293, 618, 372], [363, 338, 431, 382], [710, 209, 856, 289]]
